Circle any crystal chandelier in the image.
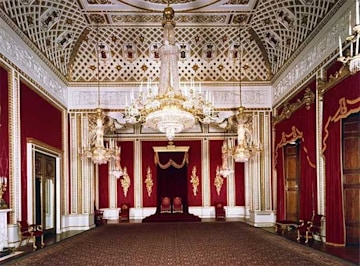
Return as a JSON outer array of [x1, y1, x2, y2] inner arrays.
[[231, 29, 260, 163], [82, 28, 119, 165], [112, 137, 123, 178], [219, 136, 234, 177], [338, 0, 360, 74], [125, 4, 217, 141]]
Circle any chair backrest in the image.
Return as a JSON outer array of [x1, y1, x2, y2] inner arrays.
[[215, 203, 224, 209], [162, 197, 170, 207], [121, 203, 129, 210], [18, 221, 29, 233], [312, 214, 323, 227], [173, 197, 182, 206]]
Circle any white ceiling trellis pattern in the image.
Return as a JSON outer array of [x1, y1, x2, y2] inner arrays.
[[0, 0, 345, 85]]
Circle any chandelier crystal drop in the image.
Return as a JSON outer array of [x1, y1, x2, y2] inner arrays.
[[338, 0, 360, 74], [125, 4, 217, 141]]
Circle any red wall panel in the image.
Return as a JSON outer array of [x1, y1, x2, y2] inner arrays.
[[20, 81, 63, 220], [0, 66, 9, 207], [116, 140, 134, 207], [209, 139, 227, 205]]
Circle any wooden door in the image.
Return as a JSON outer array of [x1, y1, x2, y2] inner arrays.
[[342, 112, 360, 246], [284, 142, 300, 221]]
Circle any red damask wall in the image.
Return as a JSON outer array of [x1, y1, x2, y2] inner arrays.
[[116, 140, 134, 208], [0, 65, 9, 207], [20, 81, 63, 220], [209, 139, 227, 206]]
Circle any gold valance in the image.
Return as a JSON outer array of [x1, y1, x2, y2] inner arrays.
[[153, 143, 189, 169]]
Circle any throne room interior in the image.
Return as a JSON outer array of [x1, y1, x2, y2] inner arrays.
[[0, 0, 359, 257]]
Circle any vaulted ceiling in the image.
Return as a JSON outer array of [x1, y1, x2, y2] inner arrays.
[[0, 0, 344, 86]]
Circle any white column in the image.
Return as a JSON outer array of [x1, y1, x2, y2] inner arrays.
[[202, 139, 210, 207], [134, 139, 142, 208]]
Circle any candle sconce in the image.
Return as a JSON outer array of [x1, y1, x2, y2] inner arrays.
[[0, 177, 8, 209], [338, 0, 360, 74]]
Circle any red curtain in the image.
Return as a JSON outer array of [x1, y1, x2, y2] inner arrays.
[[156, 152, 188, 213], [20, 81, 63, 221], [274, 80, 317, 221], [0, 66, 9, 207], [322, 71, 360, 245]]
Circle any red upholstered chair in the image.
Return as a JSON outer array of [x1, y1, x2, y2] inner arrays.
[[95, 209, 106, 226], [215, 203, 226, 220], [17, 220, 44, 250], [172, 197, 183, 213], [160, 196, 171, 213], [120, 203, 130, 221], [297, 214, 323, 243]]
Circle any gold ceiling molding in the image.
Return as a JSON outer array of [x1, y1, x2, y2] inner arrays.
[[273, 88, 315, 125]]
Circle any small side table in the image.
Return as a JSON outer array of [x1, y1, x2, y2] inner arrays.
[[275, 220, 298, 235]]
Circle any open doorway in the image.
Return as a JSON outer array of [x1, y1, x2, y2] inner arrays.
[[34, 151, 56, 236]]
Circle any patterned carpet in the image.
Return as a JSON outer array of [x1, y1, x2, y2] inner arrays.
[[5, 222, 355, 266]]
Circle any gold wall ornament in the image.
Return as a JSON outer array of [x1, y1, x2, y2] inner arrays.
[[214, 166, 224, 196], [190, 166, 199, 196], [120, 167, 131, 197], [0, 177, 8, 209], [273, 87, 315, 124], [144, 166, 153, 197]]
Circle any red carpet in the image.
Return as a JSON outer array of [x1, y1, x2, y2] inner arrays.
[[142, 212, 201, 223], [5, 222, 353, 266]]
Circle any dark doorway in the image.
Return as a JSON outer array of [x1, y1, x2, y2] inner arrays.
[[342, 112, 360, 246], [34, 151, 56, 236]]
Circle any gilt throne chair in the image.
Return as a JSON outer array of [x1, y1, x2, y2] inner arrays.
[[160, 196, 171, 213], [297, 214, 323, 243], [17, 220, 45, 250], [172, 196, 183, 213], [120, 203, 130, 222], [215, 202, 226, 220]]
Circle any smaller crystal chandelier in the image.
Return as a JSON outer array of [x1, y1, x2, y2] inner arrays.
[[231, 29, 260, 163], [112, 136, 123, 178], [125, 4, 217, 141], [219, 136, 234, 177], [338, 0, 360, 74], [82, 27, 118, 165]]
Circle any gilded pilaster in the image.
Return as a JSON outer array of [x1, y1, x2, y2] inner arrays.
[[108, 158, 117, 208], [202, 139, 210, 207], [69, 113, 79, 214], [8, 68, 21, 223], [134, 139, 142, 208], [317, 76, 326, 215]]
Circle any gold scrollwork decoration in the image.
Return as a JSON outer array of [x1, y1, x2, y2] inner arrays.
[[190, 166, 199, 196], [120, 167, 131, 197], [144, 166, 153, 197], [214, 166, 224, 196], [273, 87, 315, 124]]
